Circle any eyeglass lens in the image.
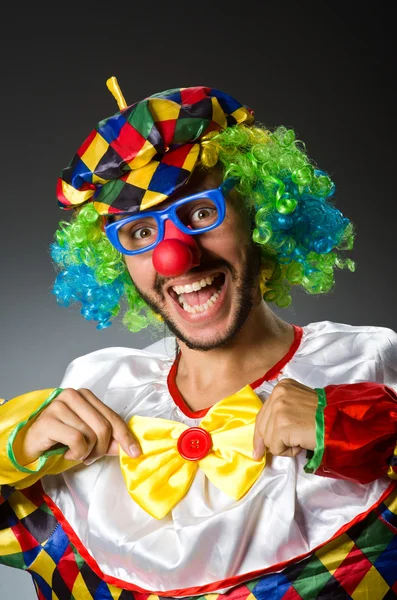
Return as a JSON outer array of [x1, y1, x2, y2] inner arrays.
[[116, 196, 220, 251]]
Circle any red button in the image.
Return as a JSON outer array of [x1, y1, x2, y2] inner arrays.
[[177, 427, 212, 461]]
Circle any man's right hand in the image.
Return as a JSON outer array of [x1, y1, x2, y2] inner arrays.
[[21, 388, 141, 465]]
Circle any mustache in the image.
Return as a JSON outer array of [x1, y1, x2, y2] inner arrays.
[[153, 259, 237, 295]]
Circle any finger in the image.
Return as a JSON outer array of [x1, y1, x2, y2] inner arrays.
[[262, 386, 291, 456], [50, 399, 99, 441], [77, 388, 141, 457], [55, 392, 112, 460], [267, 435, 291, 456], [278, 446, 303, 458], [58, 388, 138, 458], [45, 420, 91, 461]]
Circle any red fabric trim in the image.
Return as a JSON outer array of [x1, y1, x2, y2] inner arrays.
[[167, 355, 208, 419], [39, 479, 396, 597], [317, 383, 397, 484], [167, 325, 303, 418]]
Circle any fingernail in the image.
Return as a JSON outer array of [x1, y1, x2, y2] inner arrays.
[[84, 458, 96, 466], [252, 449, 259, 460], [128, 445, 142, 458]]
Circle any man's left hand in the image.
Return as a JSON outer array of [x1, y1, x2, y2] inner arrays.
[[253, 378, 318, 460]]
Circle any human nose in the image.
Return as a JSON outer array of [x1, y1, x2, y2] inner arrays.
[[152, 219, 201, 277]]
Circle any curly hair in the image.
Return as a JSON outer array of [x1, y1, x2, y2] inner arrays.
[[50, 123, 355, 330]]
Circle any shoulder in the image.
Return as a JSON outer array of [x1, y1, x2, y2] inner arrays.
[[298, 320, 397, 368], [302, 320, 397, 349], [59, 339, 175, 392], [287, 320, 397, 387]]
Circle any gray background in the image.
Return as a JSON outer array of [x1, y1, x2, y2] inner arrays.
[[0, 4, 396, 598]]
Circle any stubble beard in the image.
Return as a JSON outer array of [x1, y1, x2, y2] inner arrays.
[[134, 243, 262, 351]]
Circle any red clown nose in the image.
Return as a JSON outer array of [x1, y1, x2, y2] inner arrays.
[[152, 220, 200, 277]]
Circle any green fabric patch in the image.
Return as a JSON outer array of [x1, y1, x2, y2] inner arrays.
[[174, 117, 209, 143], [1, 551, 27, 569], [304, 388, 326, 474], [292, 554, 333, 597], [71, 543, 86, 571], [353, 515, 395, 563], [129, 100, 155, 140]]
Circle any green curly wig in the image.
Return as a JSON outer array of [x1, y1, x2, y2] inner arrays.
[[51, 123, 355, 331]]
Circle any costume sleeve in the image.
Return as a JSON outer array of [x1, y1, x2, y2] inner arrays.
[[0, 389, 79, 489], [305, 327, 397, 483]]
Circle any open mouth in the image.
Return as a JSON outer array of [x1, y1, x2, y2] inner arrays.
[[168, 273, 225, 314]]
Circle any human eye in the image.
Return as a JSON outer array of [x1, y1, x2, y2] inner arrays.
[[118, 218, 158, 249], [188, 202, 218, 229], [131, 225, 155, 240]]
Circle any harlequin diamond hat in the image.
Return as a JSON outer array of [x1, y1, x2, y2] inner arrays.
[[56, 77, 254, 216]]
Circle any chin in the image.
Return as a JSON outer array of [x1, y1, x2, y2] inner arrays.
[[163, 299, 254, 351]]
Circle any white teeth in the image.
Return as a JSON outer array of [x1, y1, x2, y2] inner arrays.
[[180, 286, 223, 314], [172, 274, 216, 295]]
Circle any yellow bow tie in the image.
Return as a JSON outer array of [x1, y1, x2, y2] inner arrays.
[[119, 385, 265, 519]]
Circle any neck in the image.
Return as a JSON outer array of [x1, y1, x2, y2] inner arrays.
[[174, 301, 295, 411]]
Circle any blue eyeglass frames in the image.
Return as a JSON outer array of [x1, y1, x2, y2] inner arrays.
[[105, 177, 238, 256]]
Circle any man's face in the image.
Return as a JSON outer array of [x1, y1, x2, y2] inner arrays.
[[123, 168, 262, 351]]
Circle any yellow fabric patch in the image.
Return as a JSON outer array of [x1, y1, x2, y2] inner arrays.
[[182, 144, 200, 171], [128, 139, 157, 170], [61, 180, 94, 206], [140, 189, 168, 211], [125, 161, 159, 189], [81, 132, 109, 172], [351, 565, 389, 599], [29, 550, 57, 586], [71, 572, 93, 600], [316, 532, 355, 573], [107, 586, 129, 600], [9, 490, 40, 519], [92, 200, 117, 215], [232, 106, 254, 124], [149, 98, 181, 121], [384, 486, 397, 511], [211, 97, 228, 128], [0, 527, 24, 556]]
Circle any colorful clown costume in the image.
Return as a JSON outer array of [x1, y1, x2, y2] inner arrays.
[[1, 320, 397, 599]]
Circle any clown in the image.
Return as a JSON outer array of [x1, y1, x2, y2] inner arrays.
[[1, 77, 397, 600]]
